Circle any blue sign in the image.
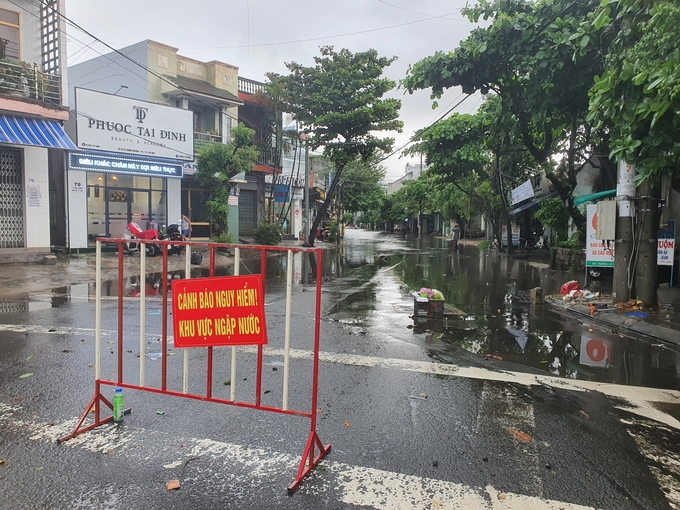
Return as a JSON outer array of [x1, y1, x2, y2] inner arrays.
[[273, 184, 291, 203], [68, 152, 183, 178]]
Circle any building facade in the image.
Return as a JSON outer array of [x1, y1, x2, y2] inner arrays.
[[67, 40, 273, 243], [0, 0, 76, 261]]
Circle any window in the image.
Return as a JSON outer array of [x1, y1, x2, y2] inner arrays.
[[0, 8, 20, 60]]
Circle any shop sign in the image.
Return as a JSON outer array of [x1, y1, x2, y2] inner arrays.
[[586, 204, 615, 267], [272, 184, 303, 202], [172, 275, 267, 348], [658, 220, 675, 266], [75, 88, 194, 161], [501, 225, 520, 246], [69, 152, 183, 178], [579, 334, 612, 368], [510, 179, 534, 205]]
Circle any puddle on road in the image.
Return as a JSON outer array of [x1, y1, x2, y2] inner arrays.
[[7, 230, 680, 390], [324, 230, 680, 391]]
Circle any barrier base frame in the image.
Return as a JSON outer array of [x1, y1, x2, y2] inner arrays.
[[288, 430, 332, 493]]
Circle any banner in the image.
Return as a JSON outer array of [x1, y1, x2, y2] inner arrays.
[[510, 179, 534, 205], [172, 275, 267, 348], [658, 220, 676, 267], [586, 204, 615, 267], [501, 225, 520, 246]]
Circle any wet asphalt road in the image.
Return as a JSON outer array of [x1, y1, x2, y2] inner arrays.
[[1, 229, 679, 509]]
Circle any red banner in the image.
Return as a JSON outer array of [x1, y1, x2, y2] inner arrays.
[[171, 275, 267, 348]]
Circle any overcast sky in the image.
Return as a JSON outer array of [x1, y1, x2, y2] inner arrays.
[[65, 0, 482, 182]]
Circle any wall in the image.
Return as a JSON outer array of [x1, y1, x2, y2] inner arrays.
[[147, 41, 179, 104], [67, 40, 150, 104], [167, 177, 181, 228], [23, 147, 50, 249], [67, 169, 88, 249]]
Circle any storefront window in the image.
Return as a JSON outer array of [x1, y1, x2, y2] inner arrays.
[[85, 170, 171, 246]]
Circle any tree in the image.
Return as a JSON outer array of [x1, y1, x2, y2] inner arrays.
[[402, 0, 610, 231], [195, 124, 259, 238], [342, 159, 386, 215], [272, 46, 403, 246], [584, 0, 680, 305]]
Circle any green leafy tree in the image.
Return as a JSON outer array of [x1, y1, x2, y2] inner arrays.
[[272, 46, 403, 246], [586, 0, 680, 180], [403, 0, 610, 231], [342, 159, 386, 215], [195, 124, 259, 236]]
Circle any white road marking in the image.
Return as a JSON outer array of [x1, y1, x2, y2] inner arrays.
[[0, 402, 594, 509], [3, 322, 680, 429]]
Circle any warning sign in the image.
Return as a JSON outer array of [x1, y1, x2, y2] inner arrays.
[[171, 275, 267, 348]]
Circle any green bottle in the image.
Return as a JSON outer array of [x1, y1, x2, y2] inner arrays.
[[113, 387, 124, 422]]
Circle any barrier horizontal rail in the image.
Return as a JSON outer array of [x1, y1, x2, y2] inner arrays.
[[59, 238, 330, 492]]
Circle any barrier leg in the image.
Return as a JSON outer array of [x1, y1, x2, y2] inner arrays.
[[58, 380, 114, 443], [288, 430, 332, 493]]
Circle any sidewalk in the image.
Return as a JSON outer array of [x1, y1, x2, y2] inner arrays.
[[0, 239, 333, 299], [547, 286, 680, 346]]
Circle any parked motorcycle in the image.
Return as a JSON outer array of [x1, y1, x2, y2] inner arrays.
[[165, 223, 183, 256], [123, 221, 161, 256]]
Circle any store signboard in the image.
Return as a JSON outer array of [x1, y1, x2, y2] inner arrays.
[[586, 204, 615, 267], [75, 88, 194, 161], [510, 179, 534, 205], [501, 225, 520, 246], [658, 220, 675, 266], [68, 152, 183, 178]]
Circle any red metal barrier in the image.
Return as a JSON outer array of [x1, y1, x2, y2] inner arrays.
[[59, 238, 331, 492]]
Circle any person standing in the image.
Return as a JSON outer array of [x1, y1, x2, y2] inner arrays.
[[181, 214, 191, 241], [449, 222, 460, 252]]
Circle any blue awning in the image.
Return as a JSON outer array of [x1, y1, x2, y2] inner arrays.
[[0, 114, 76, 149]]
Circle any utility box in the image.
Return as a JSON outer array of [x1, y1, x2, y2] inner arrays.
[[596, 201, 616, 240]]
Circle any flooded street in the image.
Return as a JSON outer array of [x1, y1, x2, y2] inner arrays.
[[323, 229, 680, 390], [2, 230, 680, 509]]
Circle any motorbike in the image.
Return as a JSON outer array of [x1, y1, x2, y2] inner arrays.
[[123, 221, 161, 256], [165, 222, 183, 256]]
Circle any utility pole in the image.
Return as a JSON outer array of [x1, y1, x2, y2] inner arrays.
[[634, 179, 660, 306], [613, 162, 635, 303]]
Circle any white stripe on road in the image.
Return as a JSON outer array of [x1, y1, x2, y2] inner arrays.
[[3, 322, 680, 429], [0, 402, 593, 510]]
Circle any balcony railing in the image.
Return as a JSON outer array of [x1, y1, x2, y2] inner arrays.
[[0, 60, 61, 105], [238, 76, 265, 96]]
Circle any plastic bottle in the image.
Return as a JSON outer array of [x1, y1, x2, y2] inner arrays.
[[113, 387, 124, 422]]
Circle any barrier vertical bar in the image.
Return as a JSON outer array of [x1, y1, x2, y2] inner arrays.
[[282, 250, 293, 410], [310, 249, 323, 440], [161, 245, 168, 391], [183, 245, 191, 394], [117, 243, 124, 385], [231, 247, 240, 401], [95, 240, 102, 382], [207, 245, 215, 398], [139, 245, 146, 387], [256, 247, 266, 406]]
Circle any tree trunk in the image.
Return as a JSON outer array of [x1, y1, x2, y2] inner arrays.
[[306, 164, 344, 247], [634, 181, 660, 307]]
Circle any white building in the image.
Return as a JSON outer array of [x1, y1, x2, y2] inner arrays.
[[0, 0, 75, 261]]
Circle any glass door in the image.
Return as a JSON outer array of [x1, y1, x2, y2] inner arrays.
[[107, 188, 130, 239]]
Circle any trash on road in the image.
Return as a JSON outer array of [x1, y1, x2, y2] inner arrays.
[[560, 280, 580, 295], [224, 379, 231, 386], [579, 410, 590, 420], [345, 421, 351, 427], [19, 373, 33, 379], [145, 352, 162, 360], [166, 479, 180, 490], [508, 428, 532, 442], [625, 311, 650, 318], [616, 299, 643, 312], [0, 459, 6, 465], [156, 411, 165, 415]]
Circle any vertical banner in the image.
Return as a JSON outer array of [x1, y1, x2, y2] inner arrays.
[[501, 225, 520, 246], [658, 220, 675, 266], [172, 275, 267, 347], [586, 204, 615, 267]]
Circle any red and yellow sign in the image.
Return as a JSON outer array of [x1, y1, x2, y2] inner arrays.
[[171, 275, 267, 348]]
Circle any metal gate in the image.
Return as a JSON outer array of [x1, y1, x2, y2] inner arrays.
[[0, 148, 23, 248], [238, 189, 257, 236]]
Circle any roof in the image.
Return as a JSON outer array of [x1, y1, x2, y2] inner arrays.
[[167, 75, 242, 104]]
